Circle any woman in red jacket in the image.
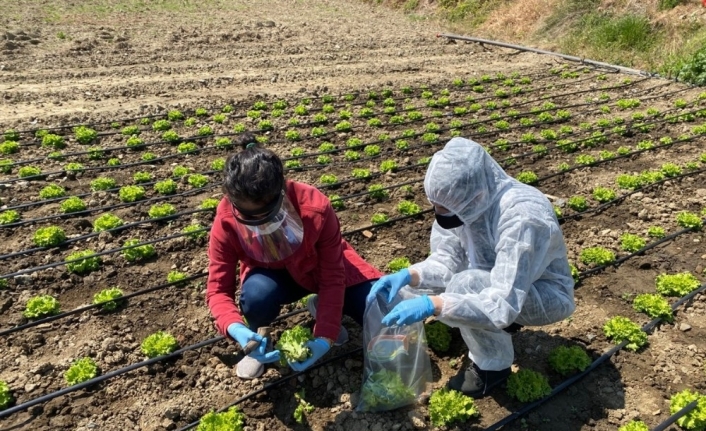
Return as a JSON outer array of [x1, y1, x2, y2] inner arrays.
[[207, 133, 382, 379]]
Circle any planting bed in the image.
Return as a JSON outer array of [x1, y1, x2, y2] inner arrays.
[[1, 1, 705, 430]]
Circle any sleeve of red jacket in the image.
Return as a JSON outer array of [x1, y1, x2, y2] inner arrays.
[[206, 214, 246, 337], [312, 204, 346, 341]]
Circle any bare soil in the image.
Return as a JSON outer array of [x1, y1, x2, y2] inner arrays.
[[1, 1, 705, 431]]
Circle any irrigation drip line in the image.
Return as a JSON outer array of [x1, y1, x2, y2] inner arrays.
[[559, 166, 706, 222], [0, 72, 657, 178], [437, 34, 657, 77], [485, 283, 706, 431], [175, 347, 364, 431], [0, 337, 223, 420], [651, 400, 699, 431], [0, 305, 314, 420], [0, 272, 208, 337], [0, 182, 219, 230], [0, 207, 209, 261], [578, 217, 706, 280], [3, 66, 595, 140], [0, 200, 435, 281]]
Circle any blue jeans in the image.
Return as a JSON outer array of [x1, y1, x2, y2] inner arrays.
[[240, 268, 376, 330]]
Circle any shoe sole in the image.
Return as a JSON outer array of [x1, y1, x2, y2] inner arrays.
[[236, 361, 264, 379]]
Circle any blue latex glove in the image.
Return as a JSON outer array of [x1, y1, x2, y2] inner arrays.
[[227, 323, 281, 364], [382, 295, 435, 326], [366, 269, 411, 304], [288, 338, 331, 372]]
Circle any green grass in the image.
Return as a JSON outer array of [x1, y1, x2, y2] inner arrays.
[[560, 13, 658, 68]]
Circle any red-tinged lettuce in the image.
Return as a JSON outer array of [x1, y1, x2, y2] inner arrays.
[[428, 387, 479, 427], [276, 325, 313, 364]]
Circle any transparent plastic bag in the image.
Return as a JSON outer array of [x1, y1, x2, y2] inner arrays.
[[356, 291, 432, 412]]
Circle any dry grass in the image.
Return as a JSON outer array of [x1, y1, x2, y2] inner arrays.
[[478, 0, 560, 40]]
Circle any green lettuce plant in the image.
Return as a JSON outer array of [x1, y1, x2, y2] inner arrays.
[[387, 257, 411, 272], [23, 295, 60, 318], [397, 200, 421, 216], [669, 389, 706, 430], [39, 184, 66, 199], [425, 321, 452, 352], [0, 380, 12, 410], [65, 357, 99, 385], [506, 369, 552, 402], [603, 316, 647, 351], [275, 325, 313, 364], [293, 389, 314, 424], [122, 239, 156, 262], [93, 213, 124, 232], [90, 177, 116, 192], [656, 272, 701, 296], [119, 185, 145, 202], [633, 293, 673, 322], [61, 196, 86, 213], [196, 406, 245, 431], [33, 226, 66, 247], [148, 203, 176, 219], [428, 388, 479, 427], [360, 369, 416, 412], [93, 287, 124, 311], [580, 247, 615, 266], [65, 250, 101, 275], [548, 345, 591, 376], [618, 420, 649, 431], [141, 331, 179, 358]]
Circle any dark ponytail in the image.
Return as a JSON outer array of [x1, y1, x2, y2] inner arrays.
[[223, 132, 284, 206]]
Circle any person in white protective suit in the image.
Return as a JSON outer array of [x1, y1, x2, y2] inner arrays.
[[367, 137, 576, 398]]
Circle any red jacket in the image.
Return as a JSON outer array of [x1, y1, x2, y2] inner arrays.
[[206, 180, 383, 341]]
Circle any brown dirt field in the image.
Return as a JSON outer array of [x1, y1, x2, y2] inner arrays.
[[1, 1, 705, 431]]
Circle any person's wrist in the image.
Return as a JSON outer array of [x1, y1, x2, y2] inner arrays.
[[318, 337, 334, 347]]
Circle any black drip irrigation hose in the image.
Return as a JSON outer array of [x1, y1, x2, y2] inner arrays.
[[0, 207, 209, 261], [578, 217, 706, 280], [0, 307, 311, 420], [559, 166, 706, 222], [437, 34, 658, 77], [2, 70, 578, 156], [651, 400, 699, 431], [174, 348, 365, 431], [0, 208, 438, 334], [0, 71, 657, 180], [3, 66, 597, 139], [484, 283, 706, 431], [0, 272, 208, 337]]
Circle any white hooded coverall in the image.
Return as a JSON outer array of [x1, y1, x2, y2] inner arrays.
[[406, 138, 576, 371]]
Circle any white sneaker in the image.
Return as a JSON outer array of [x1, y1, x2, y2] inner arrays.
[[236, 355, 264, 379], [306, 295, 349, 346]]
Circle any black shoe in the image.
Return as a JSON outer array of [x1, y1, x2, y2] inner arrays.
[[447, 362, 511, 398], [503, 322, 524, 334]]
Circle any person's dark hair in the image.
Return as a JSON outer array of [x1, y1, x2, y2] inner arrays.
[[223, 132, 284, 206]]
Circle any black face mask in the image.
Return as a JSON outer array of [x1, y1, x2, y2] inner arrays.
[[435, 213, 464, 229]]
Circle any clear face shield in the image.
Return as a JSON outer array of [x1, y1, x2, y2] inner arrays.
[[230, 190, 305, 263]]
